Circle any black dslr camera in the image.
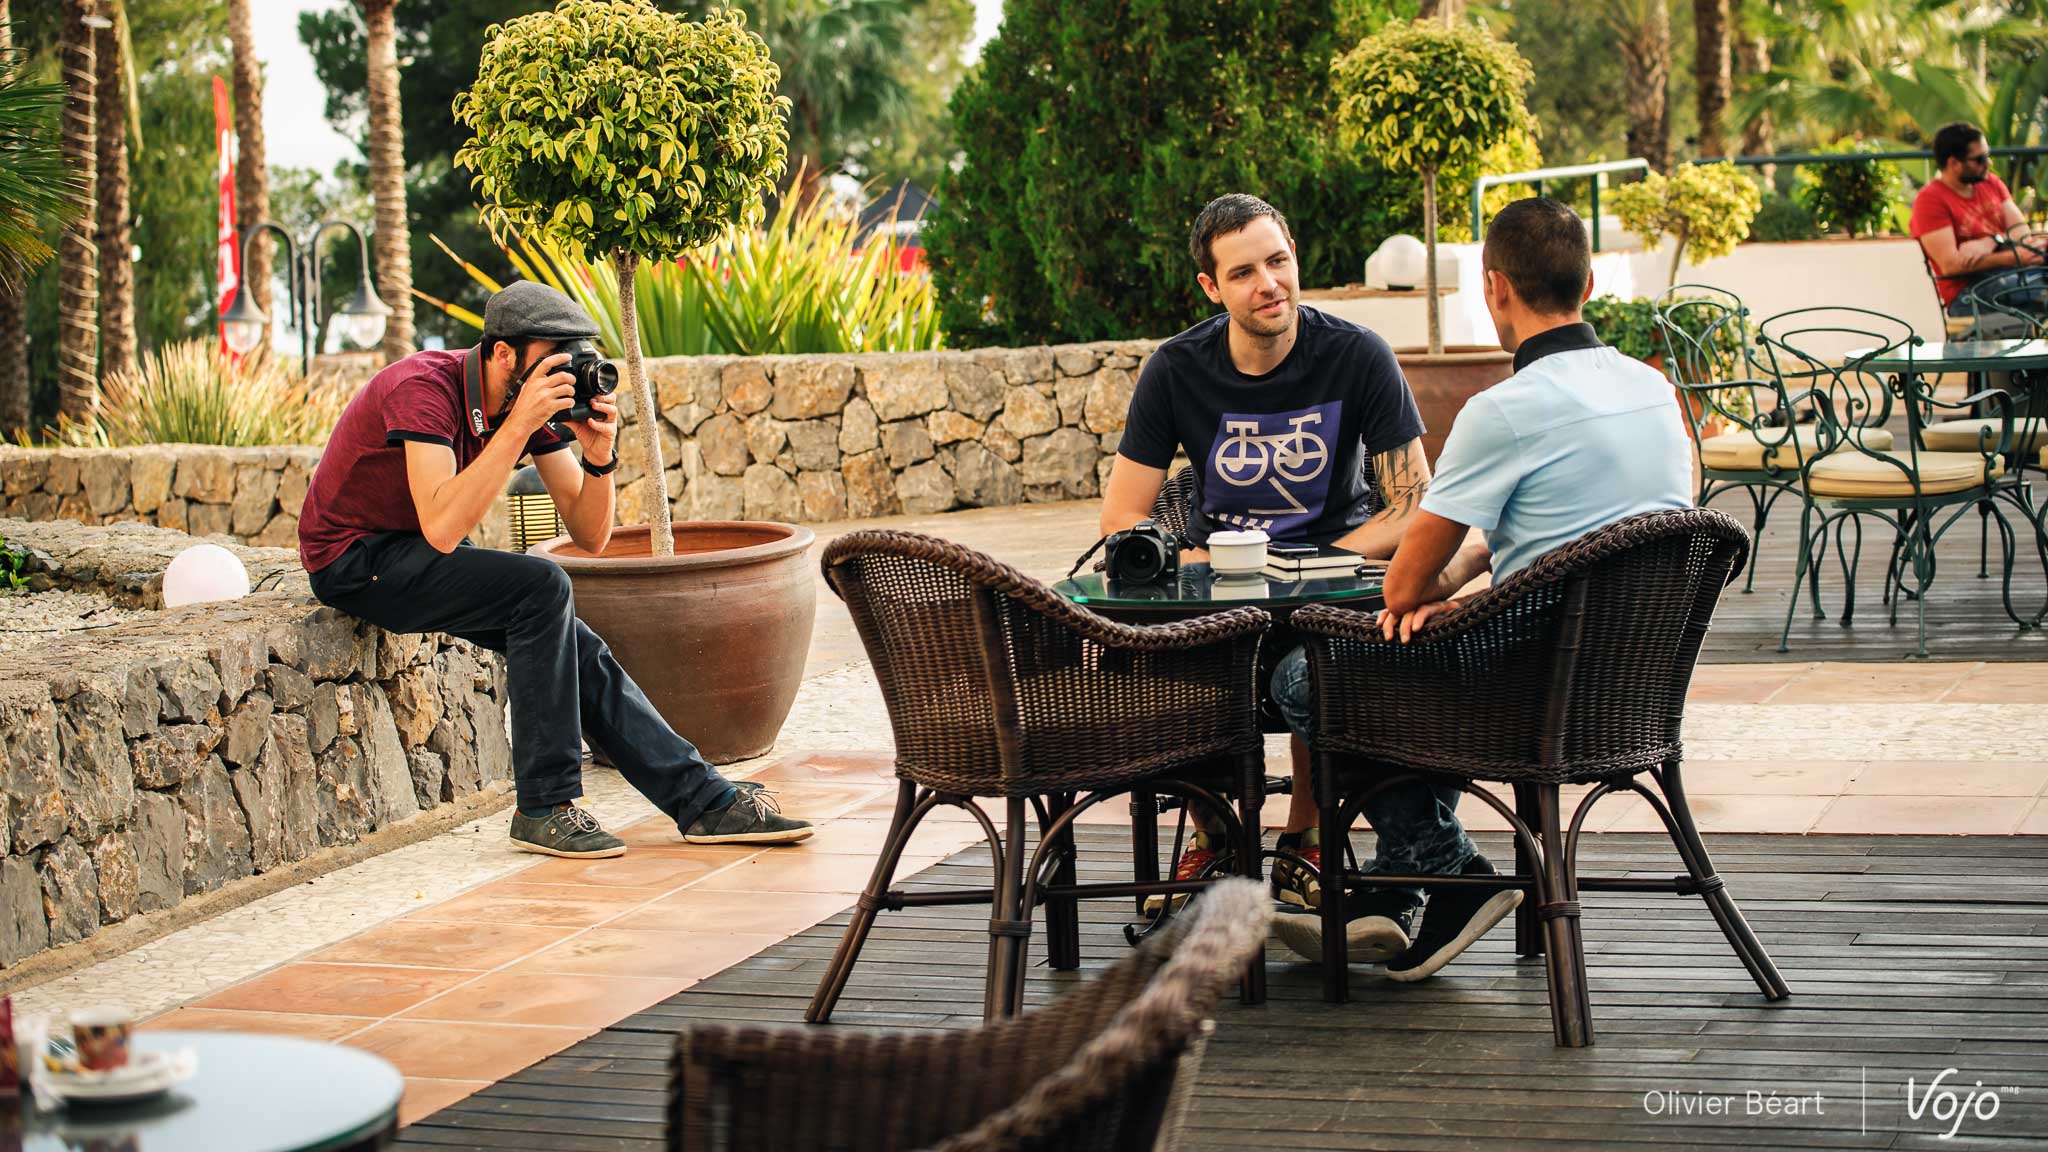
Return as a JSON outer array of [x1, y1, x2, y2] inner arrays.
[[1104, 519, 1180, 584], [557, 338, 620, 423]]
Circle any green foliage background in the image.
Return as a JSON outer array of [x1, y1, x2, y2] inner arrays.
[[928, 0, 1437, 348]]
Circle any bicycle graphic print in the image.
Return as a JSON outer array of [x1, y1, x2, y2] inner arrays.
[[1202, 402, 1341, 537]]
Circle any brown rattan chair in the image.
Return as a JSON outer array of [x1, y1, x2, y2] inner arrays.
[[807, 530, 1271, 1024], [673, 878, 1271, 1152], [1291, 508, 1791, 1046]]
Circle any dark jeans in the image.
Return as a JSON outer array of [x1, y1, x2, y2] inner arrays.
[[309, 532, 733, 830]]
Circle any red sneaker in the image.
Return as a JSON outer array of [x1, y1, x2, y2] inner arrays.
[[1143, 842, 1229, 916], [1271, 844, 1322, 909]]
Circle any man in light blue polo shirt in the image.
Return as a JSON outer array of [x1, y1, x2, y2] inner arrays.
[[1271, 196, 1691, 980]]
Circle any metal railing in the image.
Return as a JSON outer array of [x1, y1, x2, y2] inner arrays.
[[1470, 159, 1649, 252], [1470, 146, 2048, 251]]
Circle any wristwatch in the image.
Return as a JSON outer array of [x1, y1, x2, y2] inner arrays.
[[580, 452, 618, 477]]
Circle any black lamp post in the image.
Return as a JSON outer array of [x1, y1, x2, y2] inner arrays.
[[219, 219, 392, 375]]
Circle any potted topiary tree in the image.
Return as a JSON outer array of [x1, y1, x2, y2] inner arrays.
[[1332, 19, 1534, 462], [453, 0, 811, 762], [1609, 162, 1763, 289]]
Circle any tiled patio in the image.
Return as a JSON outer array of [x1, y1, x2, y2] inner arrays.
[[10, 498, 2047, 1131]]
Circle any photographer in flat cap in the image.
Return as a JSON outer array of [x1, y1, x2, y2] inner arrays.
[[299, 281, 812, 857]]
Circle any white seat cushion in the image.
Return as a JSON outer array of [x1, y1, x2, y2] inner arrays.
[[1806, 451, 2005, 498], [1699, 425, 1894, 471], [1922, 417, 2048, 452]]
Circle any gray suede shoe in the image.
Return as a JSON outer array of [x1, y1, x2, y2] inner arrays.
[[510, 804, 627, 859], [683, 782, 813, 845]]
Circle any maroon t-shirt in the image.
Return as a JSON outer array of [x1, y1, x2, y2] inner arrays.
[[298, 348, 568, 572]]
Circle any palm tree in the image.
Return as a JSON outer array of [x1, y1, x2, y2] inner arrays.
[[56, 0, 97, 421], [1419, 0, 1464, 24], [1694, 0, 1731, 158], [228, 0, 271, 322], [744, 0, 913, 196], [94, 0, 133, 383], [0, 0, 72, 436], [1605, 0, 1672, 171], [1733, 0, 1773, 160], [360, 0, 412, 361]]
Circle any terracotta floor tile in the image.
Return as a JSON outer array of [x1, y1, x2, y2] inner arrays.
[[399, 970, 685, 1029], [307, 920, 575, 971], [844, 790, 981, 823], [744, 751, 897, 785], [613, 819, 773, 855], [1686, 663, 1815, 704], [610, 888, 850, 937], [1596, 794, 1831, 834], [1684, 759, 1863, 796], [2017, 800, 2048, 835], [504, 927, 782, 981], [400, 1078, 490, 1127], [1940, 668, 2048, 703], [691, 850, 893, 894], [1811, 795, 2025, 835], [1844, 759, 2048, 797], [760, 780, 894, 821], [1770, 662, 1976, 704], [517, 851, 750, 890], [192, 963, 475, 1018], [405, 881, 658, 928], [141, 1008, 372, 1042], [345, 1020, 584, 1082]]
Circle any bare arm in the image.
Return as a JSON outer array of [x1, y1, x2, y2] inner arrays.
[[404, 436, 531, 554], [533, 446, 612, 553], [1100, 454, 1167, 538], [1381, 509, 1490, 616], [1333, 437, 1431, 559], [1921, 226, 2030, 278]]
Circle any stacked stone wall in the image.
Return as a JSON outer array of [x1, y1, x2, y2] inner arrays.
[[0, 518, 511, 972]]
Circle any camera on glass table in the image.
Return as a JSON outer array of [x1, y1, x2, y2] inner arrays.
[[1104, 519, 1180, 584]]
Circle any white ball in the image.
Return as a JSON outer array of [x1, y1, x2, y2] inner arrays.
[[1375, 234, 1429, 289], [162, 543, 251, 608]]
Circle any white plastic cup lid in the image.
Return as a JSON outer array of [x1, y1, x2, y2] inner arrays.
[[1207, 530, 1269, 546]]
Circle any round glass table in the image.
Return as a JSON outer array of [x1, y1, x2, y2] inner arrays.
[[10, 1031, 402, 1152], [1054, 562, 1385, 617], [1850, 337, 2048, 375]]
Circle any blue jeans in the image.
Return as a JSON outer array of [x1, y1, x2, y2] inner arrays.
[[1271, 645, 1477, 912]]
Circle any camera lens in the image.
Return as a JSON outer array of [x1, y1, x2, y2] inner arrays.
[[1120, 538, 1165, 582], [589, 360, 619, 395]]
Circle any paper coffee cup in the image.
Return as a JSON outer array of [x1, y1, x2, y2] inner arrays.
[[1207, 529, 1269, 575]]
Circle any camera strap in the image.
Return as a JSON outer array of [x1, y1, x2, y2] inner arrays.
[[465, 343, 565, 441], [1066, 535, 1108, 579]]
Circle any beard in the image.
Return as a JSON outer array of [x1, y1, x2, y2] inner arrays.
[[1236, 291, 1296, 337], [1962, 168, 1989, 185]]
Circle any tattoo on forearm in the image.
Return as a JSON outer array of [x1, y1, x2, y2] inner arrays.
[[1371, 442, 1429, 520]]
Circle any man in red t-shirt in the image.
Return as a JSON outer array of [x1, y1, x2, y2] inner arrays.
[[1910, 121, 2044, 337], [300, 282, 811, 858]]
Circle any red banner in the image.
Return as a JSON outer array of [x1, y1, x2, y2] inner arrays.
[[213, 75, 241, 358]]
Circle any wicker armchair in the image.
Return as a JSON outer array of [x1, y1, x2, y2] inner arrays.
[[1291, 509, 1790, 1046], [673, 879, 1270, 1152], [809, 531, 1271, 1024]]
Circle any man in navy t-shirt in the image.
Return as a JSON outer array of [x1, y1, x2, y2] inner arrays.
[[1100, 193, 1432, 924], [300, 282, 811, 859]]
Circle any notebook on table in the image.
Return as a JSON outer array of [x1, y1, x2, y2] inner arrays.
[[1262, 542, 1381, 580]]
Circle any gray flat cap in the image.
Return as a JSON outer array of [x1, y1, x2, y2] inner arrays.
[[483, 281, 601, 341]]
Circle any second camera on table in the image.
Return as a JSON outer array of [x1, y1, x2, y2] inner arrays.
[[1104, 519, 1180, 584]]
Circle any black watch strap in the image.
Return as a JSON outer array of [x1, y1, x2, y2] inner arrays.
[[580, 453, 618, 477]]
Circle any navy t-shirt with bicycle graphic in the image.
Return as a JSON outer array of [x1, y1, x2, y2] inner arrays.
[[1118, 305, 1424, 547]]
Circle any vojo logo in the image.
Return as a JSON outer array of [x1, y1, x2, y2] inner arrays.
[[1905, 1070, 2001, 1140]]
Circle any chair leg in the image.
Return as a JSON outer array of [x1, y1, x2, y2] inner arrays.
[[1655, 763, 1791, 1001], [1533, 786, 1594, 1047], [807, 779, 925, 1024], [1512, 783, 1543, 959], [1317, 755, 1348, 1004], [1236, 755, 1268, 1006], [1129, 787, 1160, 917], [990, 798, 1033, 1019], [1043, 792, 1081, 971]]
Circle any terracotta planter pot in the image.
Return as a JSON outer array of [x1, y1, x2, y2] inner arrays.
[[534, 522, 817, 765], [1395, 346, 1517, 465]]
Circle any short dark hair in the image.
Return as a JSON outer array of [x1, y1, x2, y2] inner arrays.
[[1932, 121, 1985, 169], [1190, 194, 1293, 278], [1481, 197, 1591, 316]]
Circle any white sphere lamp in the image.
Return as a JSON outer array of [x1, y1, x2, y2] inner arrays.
[[162, 544, 251, 608], [1370, 235, 1429, 290]]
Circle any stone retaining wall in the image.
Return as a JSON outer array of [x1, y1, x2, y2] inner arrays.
[[0, 341, 1161, 548], [0, 518, 511, 971]]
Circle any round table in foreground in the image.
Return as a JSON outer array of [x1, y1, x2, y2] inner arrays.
[[1054, 561, 1386, 617], [12, 1031, 402, 1152]]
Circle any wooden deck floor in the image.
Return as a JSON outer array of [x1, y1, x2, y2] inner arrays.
[[394, 828, 2048, 1151], [1697, 482, 2048, 662]]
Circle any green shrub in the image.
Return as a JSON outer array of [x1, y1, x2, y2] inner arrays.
[[1582, 296, 1662, 363], [1609, 163, 1762, 288], [426, 175, 941, 358], [0, 535, 29, 592], [927, 0, 1393, 347], [1796, 144, 1907, 237], [50, 341, 349, 448], [1749, 192, 1822, 244]]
